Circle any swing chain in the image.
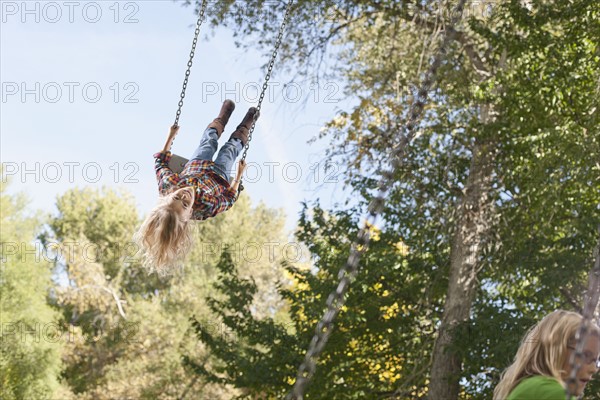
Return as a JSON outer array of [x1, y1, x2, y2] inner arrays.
[[171, 0, 209, 151], [236, 0, 293, 196], [565, 227, 600, 399], [240, 0, 294, 164], [285, 1, 468, 398]]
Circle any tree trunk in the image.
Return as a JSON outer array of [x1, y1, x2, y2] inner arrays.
[[427, 117, 496, 399]]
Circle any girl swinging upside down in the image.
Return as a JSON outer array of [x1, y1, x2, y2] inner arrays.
[[135, 100, 259, 274]]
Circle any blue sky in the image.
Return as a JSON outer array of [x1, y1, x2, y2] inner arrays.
[[1, 0, 353, 232]]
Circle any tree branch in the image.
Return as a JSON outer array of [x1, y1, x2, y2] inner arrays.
[[73, 284, 127, 319], [373, 3, 491, 77], [559, 287, 582, 313], [448, 27, 491, 76]]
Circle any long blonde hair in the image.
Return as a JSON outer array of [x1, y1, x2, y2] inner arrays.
[[134, 195, 192, 275], [493, 310, 600, 399]]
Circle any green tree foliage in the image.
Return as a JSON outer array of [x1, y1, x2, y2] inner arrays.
[[187, 0, 600, 398], [465, 2, 600, 396], [0, 176, 69, 399], [44, 187, 291, 399], [193, 205, 440, 398]]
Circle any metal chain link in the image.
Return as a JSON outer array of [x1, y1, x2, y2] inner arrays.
[[285, 1, 468, 398], [566, 228, 600, 399], [170, 0, 209, 151], [240, 0, 294, 163], [236, 0, 294, 194]]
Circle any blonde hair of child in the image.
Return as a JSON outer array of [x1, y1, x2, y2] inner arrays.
[[493, 310, 600, 400], [134, 195, 192, 275]]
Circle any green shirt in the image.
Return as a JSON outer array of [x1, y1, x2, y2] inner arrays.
[[507, 376, 575, 400]]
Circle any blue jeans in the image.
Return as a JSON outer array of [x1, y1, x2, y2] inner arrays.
[[190, 127, 242, 182]]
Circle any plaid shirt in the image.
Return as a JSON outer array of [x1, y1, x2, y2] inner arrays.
[[154, 151, 238, 221]]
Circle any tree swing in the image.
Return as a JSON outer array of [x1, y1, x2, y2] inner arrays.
[[165, 0, 294, 195]]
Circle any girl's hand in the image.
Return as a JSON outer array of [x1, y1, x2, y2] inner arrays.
[[169, 124, 180, 138], [237, 159, 247, 175], [162, 125, 180, 153], [231, 160, 247, 192], [162, 125, 179, 153]]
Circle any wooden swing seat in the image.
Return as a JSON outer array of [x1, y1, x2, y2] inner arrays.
[[168, 153, 189, 174]]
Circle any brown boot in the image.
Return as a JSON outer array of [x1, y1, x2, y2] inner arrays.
[[229, 107, 259, 146], [207, 99, 236, 137]]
